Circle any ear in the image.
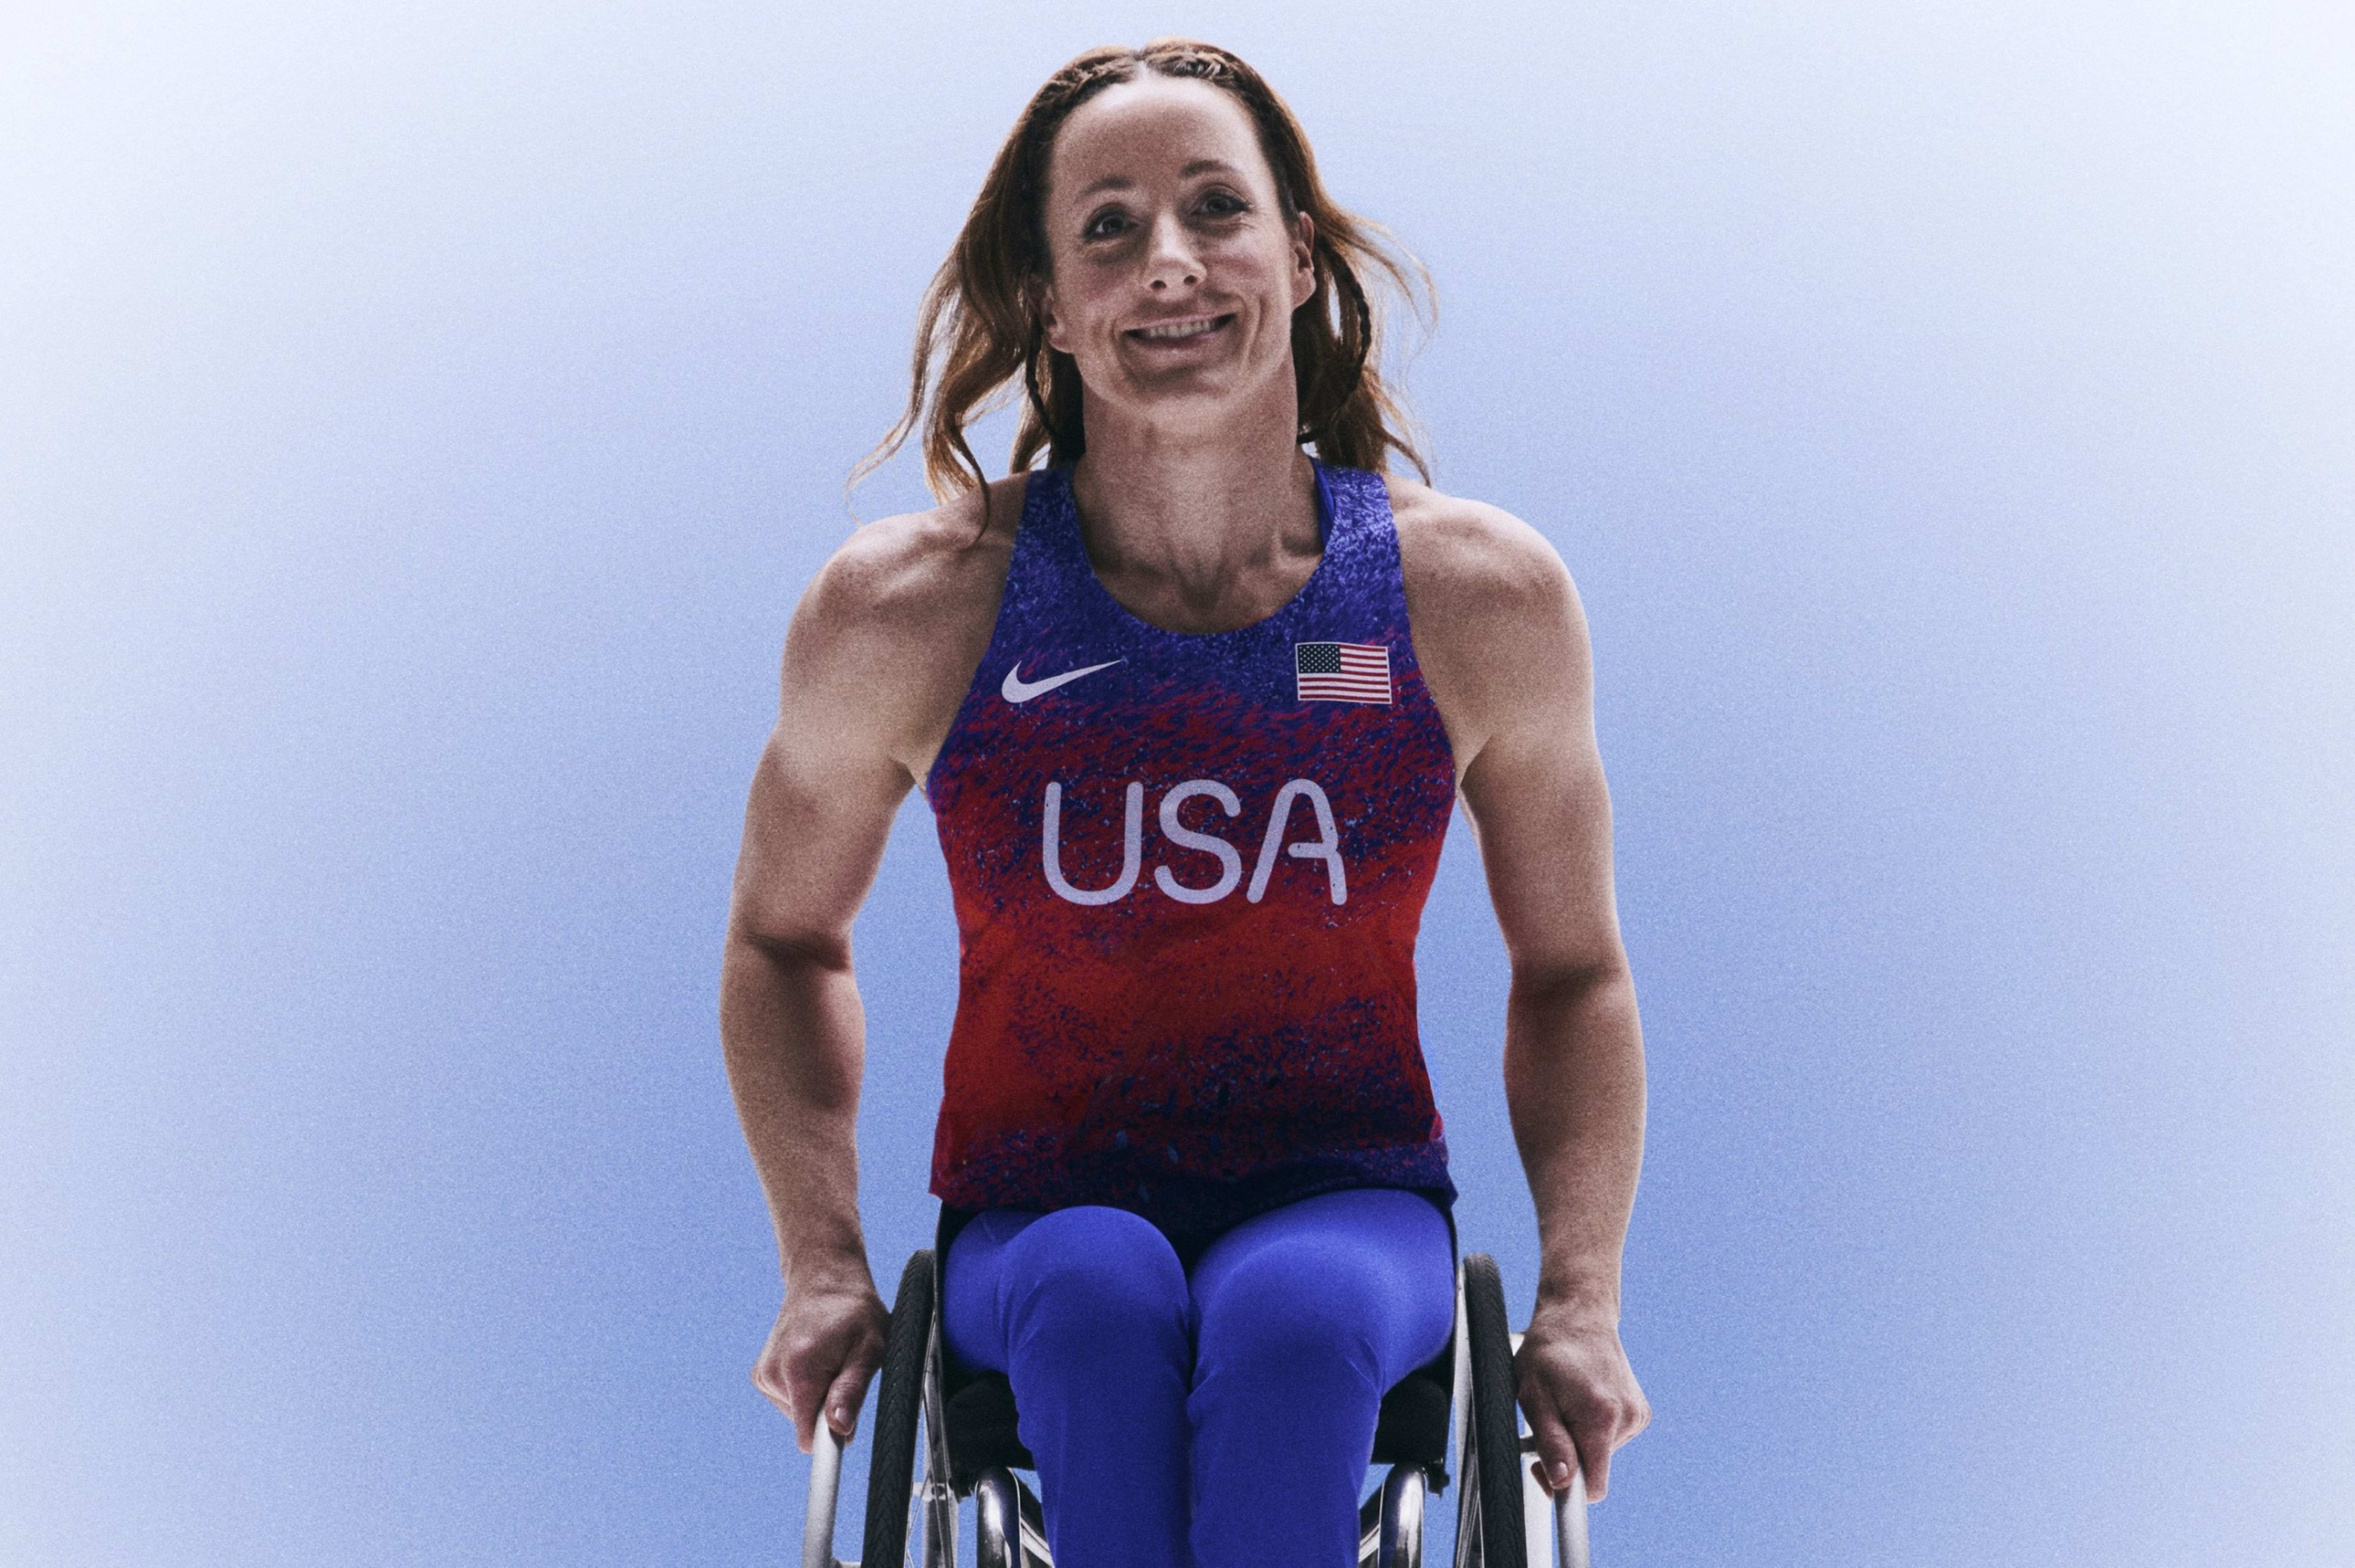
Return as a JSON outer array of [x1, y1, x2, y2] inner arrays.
[[1290, 210, 1317, 310], [1033, 276, 1073, 356]]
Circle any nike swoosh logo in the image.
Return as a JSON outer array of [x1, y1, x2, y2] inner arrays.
[[1001, 657, 1124, 703]]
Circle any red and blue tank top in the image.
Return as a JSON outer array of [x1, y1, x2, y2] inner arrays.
[[923, 461, 1458, 1239]]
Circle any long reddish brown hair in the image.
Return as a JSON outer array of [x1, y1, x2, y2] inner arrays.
[[850, 39, 1433, 517]]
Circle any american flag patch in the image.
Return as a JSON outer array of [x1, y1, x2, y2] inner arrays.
[[1294, 641, 1393, 705]]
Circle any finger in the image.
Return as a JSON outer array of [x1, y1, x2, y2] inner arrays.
[[751, 1355, 797, 1421], [753, 1337, 800, 1412], [1521, 1395, 1583, 1497], [1569, 1413, 1612, 1502], [779, 1359, 827, 1454], [748, 1342, 792, 1417], [822, 1347, 881, 1440]]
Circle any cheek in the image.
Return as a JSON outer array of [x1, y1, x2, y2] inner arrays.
[[1042, 275, 1110, 350], [1239, 235, 1304, 297], [1065, 285, 1130, 350]]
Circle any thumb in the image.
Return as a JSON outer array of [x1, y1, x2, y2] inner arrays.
[[822, 1356, 877, 1441], [1523, 1401, 1583, 1497]]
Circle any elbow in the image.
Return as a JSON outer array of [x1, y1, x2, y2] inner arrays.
[[726, 914, 855, 975], [1506, 954, 1631, 1012]]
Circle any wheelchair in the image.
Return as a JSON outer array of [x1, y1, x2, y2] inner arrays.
[[799, 1240, 1594, 1568]]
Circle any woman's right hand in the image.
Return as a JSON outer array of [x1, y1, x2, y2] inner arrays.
[[754, 1263, 891, 1453]]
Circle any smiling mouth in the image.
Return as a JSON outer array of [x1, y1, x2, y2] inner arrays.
[[1126, 314, 1233, 343]]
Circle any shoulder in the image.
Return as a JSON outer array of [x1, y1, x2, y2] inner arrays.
[[778, 473, 1028, 776], [1377, 474, 1592, 771], [1380, 473, 1587, 662], [794, 473, 1027, 647], [1380, 474, 1580, 626]]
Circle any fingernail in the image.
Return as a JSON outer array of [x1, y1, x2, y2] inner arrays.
[[1549, 1460, 1572, 1488]]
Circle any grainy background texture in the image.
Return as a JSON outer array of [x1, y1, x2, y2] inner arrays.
[[6, 2, 2349, 1562]]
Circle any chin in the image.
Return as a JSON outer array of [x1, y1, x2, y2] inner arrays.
[[1105, 377, 1262, 430], [1095, 354, 1285, 420]]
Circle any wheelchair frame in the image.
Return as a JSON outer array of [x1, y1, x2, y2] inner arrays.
[[800, 1248, 1593, 1568]]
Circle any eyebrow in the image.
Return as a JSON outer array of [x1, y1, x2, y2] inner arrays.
[[1074, 159, 1244, 200]]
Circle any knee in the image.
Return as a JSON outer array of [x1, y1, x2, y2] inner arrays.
[[1005, 1207, 1189, 1353], [1197, 1250, 1386, 1386]]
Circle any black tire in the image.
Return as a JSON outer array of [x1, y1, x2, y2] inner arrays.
[[1461, 1253, 1526, 1568], [860, 1249, 935, 1568]]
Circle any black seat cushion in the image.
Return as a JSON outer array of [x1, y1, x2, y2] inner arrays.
[[943, 1359, 1453, 1490], [945, 1372, 1032, 1485], [1369, 1361, 1452, 1474]]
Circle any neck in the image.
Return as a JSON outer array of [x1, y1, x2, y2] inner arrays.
[[1066, 383, 1320, 629]]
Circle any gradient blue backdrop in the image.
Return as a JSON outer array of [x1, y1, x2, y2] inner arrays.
[[6, 2, 2349, 1564]]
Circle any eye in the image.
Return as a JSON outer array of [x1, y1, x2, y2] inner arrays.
[[1197, 188, 1247, 218], [1082, 207, 1132, 240]]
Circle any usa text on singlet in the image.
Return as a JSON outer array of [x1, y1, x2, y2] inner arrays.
[[923, 463, 1459, 1237]]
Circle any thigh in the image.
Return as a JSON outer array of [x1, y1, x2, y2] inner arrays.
[[1182, 1188, 1454, 1568], [942, 1205, 1192, 1372], [940, 1207, 1197, 1568], [1189, 1187, 1455, 1386], [940, 1210, 1043, 1374]]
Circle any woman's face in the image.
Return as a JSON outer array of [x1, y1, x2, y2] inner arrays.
[[1036, 75, 1315, 426]]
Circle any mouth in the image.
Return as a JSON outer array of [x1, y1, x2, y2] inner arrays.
[[1125, 313, 1234, 345]]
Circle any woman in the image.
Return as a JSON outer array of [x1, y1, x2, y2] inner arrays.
[[722, 39, 1648, 1568]]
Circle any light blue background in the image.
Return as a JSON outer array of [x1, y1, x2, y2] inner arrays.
[[6, 2, 2349, 1564]]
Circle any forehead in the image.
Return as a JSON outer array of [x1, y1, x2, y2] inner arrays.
[[1045, 75, 1275, 205]]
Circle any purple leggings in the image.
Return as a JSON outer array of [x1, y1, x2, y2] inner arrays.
[[941, 1187, 1455, 1568]]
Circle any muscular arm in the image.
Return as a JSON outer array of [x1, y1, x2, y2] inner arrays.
[[1398, 484, 1651, 1500], [721, 484, 1011, 1452], [1464, 581, 1651, 1503]]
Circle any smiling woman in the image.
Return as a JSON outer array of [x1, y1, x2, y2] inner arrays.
[[851, 39, 1431, 516], [723, 36, 1650, 1568]]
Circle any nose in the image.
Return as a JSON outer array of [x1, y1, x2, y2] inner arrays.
[[1144, 209, 1201, 291]]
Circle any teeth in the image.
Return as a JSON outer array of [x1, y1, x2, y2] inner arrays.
[[1138, 317, 1220, 340]]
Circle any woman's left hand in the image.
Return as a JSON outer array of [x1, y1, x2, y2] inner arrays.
[[1515, 1304, 1650, 1502]]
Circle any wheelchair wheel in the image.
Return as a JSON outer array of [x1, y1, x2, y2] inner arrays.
[[1458, 1253, 1526, 1568], [860, 1249, 935, 1568]]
